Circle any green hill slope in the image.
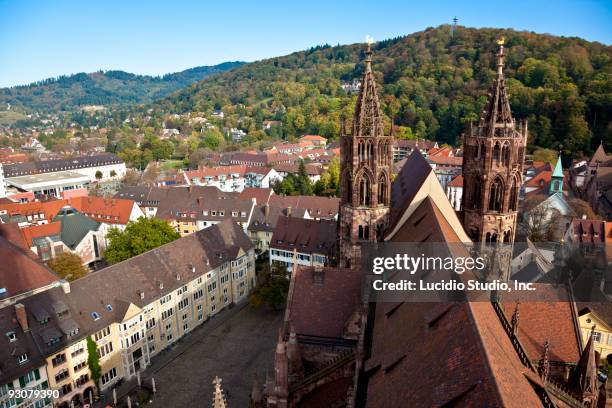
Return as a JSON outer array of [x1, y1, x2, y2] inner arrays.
[[158, 26, 611, 155], [0, 61, 244, 112]]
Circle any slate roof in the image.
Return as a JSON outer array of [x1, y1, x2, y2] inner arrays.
[[52, 206, 100, 249], [248, 205, 286, 233], [3, 153, 123, 177]]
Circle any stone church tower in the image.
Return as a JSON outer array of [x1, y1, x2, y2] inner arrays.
[[339, 43, 393, 268], [462, 41, 527, 244]]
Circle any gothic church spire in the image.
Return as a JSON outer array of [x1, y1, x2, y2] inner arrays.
[[352, 41, 384, 138]]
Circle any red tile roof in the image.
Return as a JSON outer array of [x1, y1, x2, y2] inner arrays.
[[19, 222, 62, 247], [268, 195, 339, 219], [69, 196, 136, 225], [288, 266, 360, 338], [447, 174, 464, 188], [0, 235, 59, 299], [0, 199, 68, 223], [238, 188, 274, 205]]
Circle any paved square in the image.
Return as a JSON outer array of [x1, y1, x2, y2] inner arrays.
[[148, 305, 283, 407]]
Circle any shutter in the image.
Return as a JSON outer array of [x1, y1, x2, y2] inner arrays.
[[19, 376, 25, 387], [34, 368, 40, 380]]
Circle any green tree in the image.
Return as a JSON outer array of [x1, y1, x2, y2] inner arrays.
[[250, 262, 290, 310], [95, 170, 103, 180], [47, 253, 88, 281], [295, 160, 313, 195], [87, 336, 101, 391], [104, 218, 180, 264], [532, 148, 558, 164]]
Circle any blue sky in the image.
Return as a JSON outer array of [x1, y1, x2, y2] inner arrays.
[[0, 0, 610, 87]]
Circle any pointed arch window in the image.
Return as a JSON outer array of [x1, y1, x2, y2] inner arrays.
[[359, 175, 372, 207], [503, 143, 511, 166], [509, 176, 519, 211], [493, 143, 501, 162], [378, 174, 388, 206], [488, 177, 503, 212]]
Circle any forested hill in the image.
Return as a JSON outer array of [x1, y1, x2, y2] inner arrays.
[[158, 25, 611, 156], [0, 61, 244, 112]]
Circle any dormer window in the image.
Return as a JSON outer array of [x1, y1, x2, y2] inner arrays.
[[91, 312, 100, 321], [17, 353, 28, 364], [106, 304, 113, 312], [6, 331, 16, 342]]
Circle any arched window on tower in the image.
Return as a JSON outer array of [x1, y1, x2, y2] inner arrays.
[[368, 142, 374, 165], [493, 142, 501, 163], [358, 141, 365, 163], [378, 174, 388, 205], [359, 175, 372, 206], [503, 230, 512, 243], [503, 143, 511, 166], [509, 176, 519, 211], [364, 225, 370, 240], [488, 177, 503, 212], [471, 177, 482, 209], [358, 225, 364, 239]]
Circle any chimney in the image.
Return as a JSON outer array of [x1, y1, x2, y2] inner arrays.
[[313, 266, 324, 285], [138, 290, 145, 300], [188, 186, 193, 193], [15, 303, 29, 332], [264, 204, 270, 217], [286, 206, 292, 217], [61, 279, 71, 294]]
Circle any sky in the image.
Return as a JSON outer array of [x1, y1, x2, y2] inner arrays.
[[0, 0, 610, 88]]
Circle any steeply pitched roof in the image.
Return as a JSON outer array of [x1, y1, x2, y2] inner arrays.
[[0, 235, 59, 301], [589, 143, 610, 166], [385, 150, 469, 242], [238, 188, 274, 205], [69, 196, 137, 225], [19, 222, 62, 247], [552, 156, 564, 178], [268, 195, 340, 219], [270, 216, 337, 256], [288, 266, 360, 339]]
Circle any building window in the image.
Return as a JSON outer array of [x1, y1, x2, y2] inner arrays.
[[101, 368, 117, 385], [51, 353, 66, 367], [593, 332, 603, 342]]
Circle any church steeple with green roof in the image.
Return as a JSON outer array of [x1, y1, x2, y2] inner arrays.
[[549, 155, 564, 195]]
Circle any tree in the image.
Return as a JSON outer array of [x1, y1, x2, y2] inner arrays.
[[95, 170, 103, 180], [250, 262, 290, 310], [121, 169, 141, 186], [87, 336, 101, 391], [104, 218, 180, 264], [110, 170, 117, 177], [295, 160, 313, 195], [47, 253, 88, 281], [142, 163, 160, 185], [568, 198, 600, 220], [532, 148, 558, 164], [518, 197, 563, 242]]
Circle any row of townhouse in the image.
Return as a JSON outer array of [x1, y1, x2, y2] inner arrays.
[[0, 220, 255, 408], [182, 165, 281, 192]]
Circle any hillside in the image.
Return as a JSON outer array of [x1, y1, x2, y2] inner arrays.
[[158, 25, 611, 156], [0, 61, 244, 112]]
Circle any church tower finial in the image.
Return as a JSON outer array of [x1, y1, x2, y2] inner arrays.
[[496, 37, 506, 77]]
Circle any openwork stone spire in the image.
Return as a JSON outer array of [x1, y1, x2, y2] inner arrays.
[[479, 38, 515, 137], [570, 326, 600, 403], [352, 41, 384, 138], [212, 376, 227, 408], [537, 340, 550, 381]]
